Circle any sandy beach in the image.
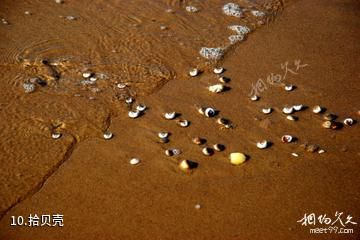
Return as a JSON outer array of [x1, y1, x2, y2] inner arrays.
[[0, 0, 359, 239]]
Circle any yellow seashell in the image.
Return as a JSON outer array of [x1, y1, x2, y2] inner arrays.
[[230, 152, 247, 165]]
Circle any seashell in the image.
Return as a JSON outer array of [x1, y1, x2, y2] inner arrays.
[[125, 97, 133, 104], [103, 131, 113, 140], [128, 110, 140, 119], [204, 108, 216, 117], [282, 106, 294, 114], [192, 137, 204, 145], [158, 132, 169, 139], [202, 147, 213, 156], [177, 119, 189, 127], [189, 68, 199, 77], [129, 158, 140, 165], [286, 115, 297, 121], [165, 149, 173, 156], [323, 113, 337, 121], [251, 10, 265, 17], [82, 72, 92, 78], [117, 83, 127, 89], [172, 148, 181, 155], [293, 104, 304, 111], [197, 107, 205, 115], [291, 153, 299, 157], [219, 76, 230, 83], [284, 84, 294, 91], [318, 149, 325, 154], [89, 76, 97, 82], [250, 95, 259, 101], [208, 84, 224, 93], [185, 5, 199, 13], [213, 67, 224, 74], [216, 117, 228, 125], [312, 105, 322, 114], [179, 160, 191, 171], [230, 152, 247, 165], [195, 204, 201, 210], [343, 118, 354, 126], [213, 144, 225, 152], [281, 135, 293, 143], [322, 121, 332, 129], [256, 140, 269, 149], [262, 107, 272, 114], [136, 104, 146, 112], [23, 82, 36, 93], [51, 132, 61, 139], [164, 112, 176, 120]]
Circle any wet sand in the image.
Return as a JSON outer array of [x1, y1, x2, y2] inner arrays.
[[0, 0, 360, 239]]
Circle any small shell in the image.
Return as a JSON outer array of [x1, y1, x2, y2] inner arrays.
[[136, 104, 147, 112], [318, 149, 326, 154], [213, 144, 225, 152], [89, 76, 97, 82], [291, 152, 299, 157], [172, 148, 181, 155], [213, 67, 224, 74], [204, 108, 216, 117], [256, 140, 269, 149], [179, 160, 191, 171], [323, 113, 337, 121], [281, 135, 293, 143], [202, 147, 213, 156], [208, 84, 224, 93], [51, 132, 61, 139], [117, 83, 127, 89], [197, 107, 205, 115], [219, 76, 230, 83], [312, 105, 322, 114], [343, 118, 354, 126], [128, 110, 140, 119], [284, 84, 294, 91], [103, 132, 113, 140], [322, 121, 332, 129], [129, 158, 140, 165], [189, 68, 199, 77], [286, 115, 297, 121], [125, 97, 133, 104], [293, 104, 304, 111], [282, 106, 294, 114], [230, 152, 247, 166], [82, 72, 92, 78], [165, 149, 173, 156], [216, 117, 228, 125], [262, 107, 272, 114], [158, 132, 169, 139], [250, 95, 259, 101], [164, 112, 176, 120], [177, 119, 189, 127], [192, 137, 204, 145]]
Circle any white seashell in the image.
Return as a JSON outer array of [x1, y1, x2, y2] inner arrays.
[[216, 118, 228, 125], [213, 144, 224, 152], [281, 135, 293, 143], [251, 10, 265, 17], [284, 84, 294, 91], [165, 149, 173, 156], [291, 153, 299, 157], [208, 84, 224, 93], [128, 110, 140, 119], [282, 106, 294, 114], [219, 76, 230, 83], [172, 148, 181, 155], [286, 115, 297, 121], [195, 204, 201, 210], [129, 158, 140, 165], [293, 104, 304, 111], [103, 132, 113, 140], [312, 105, 322, 114], [189, 68, 199, 77], [136, 104, 146, 112], [158, 132, 169, 139], [197, 107, 205, 115], [262, 107, 272, 114], [213, 67, 224, 74], [82, 72, 92, 78], [185, 6, 199, 13], [89, 76, 97, 82], [177, 119, 189, 127], [164, 112, 176, 120], [202, 147, 213, 156], [256, 140, 268, 149], [125, 97, 133, 104], [179, 160, 190, 171], [51, 132, 61, 139], [250, 95, 259, 101], [117, 83, 127, 89], [318, 149, 326, 154], [204, 108, 216, 117], [343, 118, 354, 126]]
